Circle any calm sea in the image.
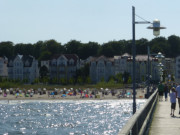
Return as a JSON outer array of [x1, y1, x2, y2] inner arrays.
[[0, 100, 145, 135]]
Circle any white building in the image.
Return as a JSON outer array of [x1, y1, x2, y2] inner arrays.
[[90, 56, 114, 83], [49, 54, 80, 80], [7, 55, 39, 83]]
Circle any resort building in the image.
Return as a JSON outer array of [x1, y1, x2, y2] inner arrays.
[[164, 58, 175, 82], [89, 53, 167, 84], [49, 54, 80, 81], [7, 54, 39, 83], [175, 56, 180, 82], [41, 60, 50, 70], [0, 56, 8, 78], [90, 56, 114, 83]]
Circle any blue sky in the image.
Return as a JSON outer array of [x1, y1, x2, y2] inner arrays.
[[0, 0, 179, 44]]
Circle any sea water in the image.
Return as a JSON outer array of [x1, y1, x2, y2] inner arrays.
[[0, 100, 145, 135]]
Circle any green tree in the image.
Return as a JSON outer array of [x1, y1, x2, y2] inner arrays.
[[86, 76, 91, 84], [33, 41, 44, 59], [127, 76, 132, 84], [77, 76, 83, 84], [0, 41, 14, 57], [69, 78, 75, 84], [64, 40, 82, 55], [60, 78, 67, 85], [39, 51, 51, 61], [34, 78, 40, 84], [78, 42, 100, 59], [115, 73, 123, 83], [39, 66, 49, 79], [168, 35, 180, 57]]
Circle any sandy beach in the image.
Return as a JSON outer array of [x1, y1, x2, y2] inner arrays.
[[0, 88, 146, 100]]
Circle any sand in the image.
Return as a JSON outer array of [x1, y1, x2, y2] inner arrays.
[[0, 88, 146, 100]]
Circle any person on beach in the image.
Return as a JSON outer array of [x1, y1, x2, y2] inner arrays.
[[175, 84, 180, 114], [158, 82, 164, 101], [170, 87, 176, 117]]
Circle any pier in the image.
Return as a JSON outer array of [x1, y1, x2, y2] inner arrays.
[[149, 97, 180, 135], [118, 89, 180, 135]]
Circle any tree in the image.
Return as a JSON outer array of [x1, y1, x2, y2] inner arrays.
[[14, 43, 34, 56], [33, 41, 44, 59], [168, 35, 180, 57], [69, 78, 75, 84], [136, 38, 149, 55], [115, 73, 123, 83], [127, 76, 132, 84], [123, 72, 130, 83], [108, 77, 115, 85], [86, 76, 91, 84], [44, 39, 63, 55], [99, 44, 114, 57], [0, 41, 14, 57], [39, 51, 51, 61], [60, 78, 67, 85], [77, 76, 83, 84], [64, 40, 82, 55], [34, 78, 40, 84], [39, 66, 49, 79], [78, 42, 100, 59], [42, 76, 49, 84]]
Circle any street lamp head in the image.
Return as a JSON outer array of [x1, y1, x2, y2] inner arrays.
[[147, 19, 166, 36], [155, 52, 165, 62], [157, 62, 164, 67]]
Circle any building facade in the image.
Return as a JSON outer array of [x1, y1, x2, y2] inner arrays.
[[175, 56, 180, 82], [7, 55, 39, 83], [89, 53, 166, 83], [0, 56, 8, 78], [90, 56, 114, 83], [49, 54, 79, 81]]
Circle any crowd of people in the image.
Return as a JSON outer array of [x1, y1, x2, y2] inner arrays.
[[158, 82, 180, 117], [0, 87, 124, 100]]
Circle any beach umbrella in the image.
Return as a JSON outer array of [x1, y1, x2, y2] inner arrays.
[[127, 92, 131, 95], [6, 89, 9, 93]]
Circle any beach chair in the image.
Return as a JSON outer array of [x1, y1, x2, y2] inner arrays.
[[4, 93, 7, 97], [61, 94, 66, 97]]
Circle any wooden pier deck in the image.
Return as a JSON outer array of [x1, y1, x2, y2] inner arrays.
[[149, 98, 180, 135]]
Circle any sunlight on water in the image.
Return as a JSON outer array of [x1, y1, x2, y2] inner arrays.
[[0, 100, 145, 135]]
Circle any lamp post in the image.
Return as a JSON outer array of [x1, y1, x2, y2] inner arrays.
[[132, 6, 166, 114], [156, 52, 165, 82]]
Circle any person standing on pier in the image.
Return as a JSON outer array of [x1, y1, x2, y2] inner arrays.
[[175, 84, 180, 114], [170, 87, 176, 117], [158, 82, 164, 101], [164, 83, 168, 101]]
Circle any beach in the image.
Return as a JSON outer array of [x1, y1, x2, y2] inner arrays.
[[0, 88, 146, 100]]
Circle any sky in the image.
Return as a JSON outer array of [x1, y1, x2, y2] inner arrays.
[[0, 0, 179, 45]]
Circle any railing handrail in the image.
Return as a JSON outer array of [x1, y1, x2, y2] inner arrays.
[[118, 89, 158, 135]]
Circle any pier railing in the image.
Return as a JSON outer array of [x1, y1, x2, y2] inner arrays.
[[118, 89, 158, 135]]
